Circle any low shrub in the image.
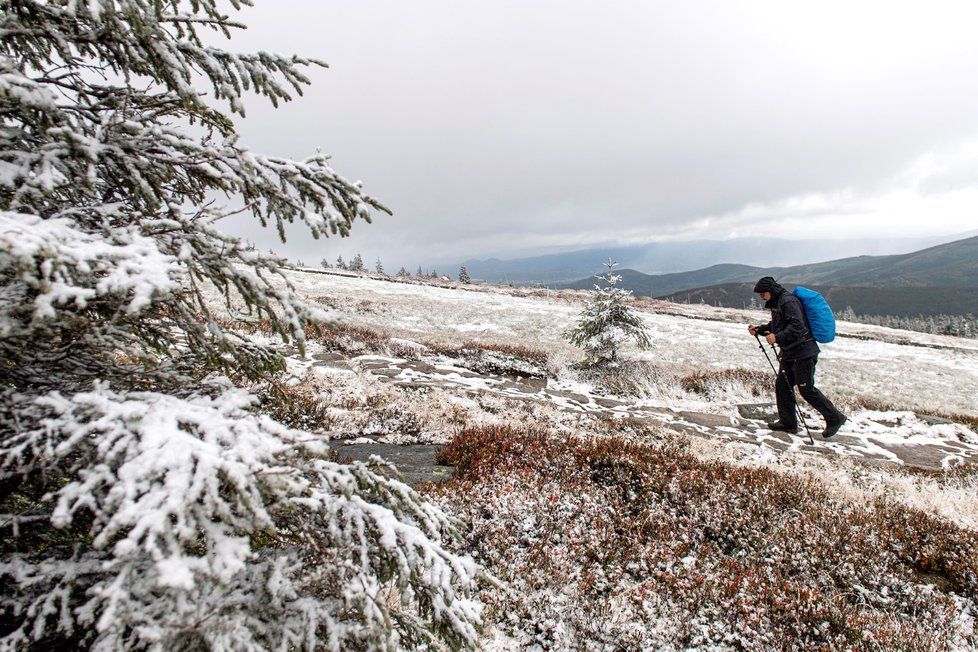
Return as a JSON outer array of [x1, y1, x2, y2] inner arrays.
[[422, 341, 549, 379], [577, 359, 664, 397], [306, 323, 550, 379], [306, 322, 390, 355], [475, 342, 548, 368], [679, 367, 770, 398], [254, 381, 334, 433], [433, 426, 978, 650]]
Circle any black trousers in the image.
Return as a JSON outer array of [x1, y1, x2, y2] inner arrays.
[[776, 356, 845, 427]]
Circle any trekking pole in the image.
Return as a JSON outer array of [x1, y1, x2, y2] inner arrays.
[[754, 333, 778, 376], [753, 334, 815, 446]]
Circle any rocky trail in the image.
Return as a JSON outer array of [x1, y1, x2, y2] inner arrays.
[[314, 351, 978, 484]]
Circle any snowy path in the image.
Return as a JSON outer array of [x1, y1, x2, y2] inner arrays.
[[239, 271, 978, 474], [313, 351, 978, 473], [283, 269, 978, 418]]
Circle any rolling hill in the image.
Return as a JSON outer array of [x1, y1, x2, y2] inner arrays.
[[561, 264, 763, 296], [561, 236, 978, 315], [456, 234, 956, 285], [772, 235, 978, 287]]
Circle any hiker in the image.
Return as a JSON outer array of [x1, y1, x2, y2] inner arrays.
[[747, 276, 847, 438]]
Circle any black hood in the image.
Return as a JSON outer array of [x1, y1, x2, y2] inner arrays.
[[753, 276, 783, 294], [754, 276, 786, 308]]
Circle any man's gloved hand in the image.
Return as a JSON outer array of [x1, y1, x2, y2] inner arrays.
[[747, 324, 758, 336]]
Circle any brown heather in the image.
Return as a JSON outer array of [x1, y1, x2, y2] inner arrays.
[[308, 322, 550, 376], [253, 382, 334, 434], [679, 368, 771, 397], [433, 426, 978, 650], [216, 315, 552, 377], [429, 342, 549, 369]]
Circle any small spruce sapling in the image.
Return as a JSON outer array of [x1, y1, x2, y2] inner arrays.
[[459, 265, 471, 284], [566, 258, 651, 365]]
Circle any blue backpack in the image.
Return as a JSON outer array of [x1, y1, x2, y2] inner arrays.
[[792, 286, 836, 343]]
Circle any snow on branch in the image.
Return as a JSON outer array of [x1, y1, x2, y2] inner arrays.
[[1, 0, 318, 115], [0, 210, 181, 322], [0, 383, 481, 649], [0, 1, 477, 648]]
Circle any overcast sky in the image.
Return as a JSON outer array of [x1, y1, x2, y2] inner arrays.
[[217, 0, 978, 268]]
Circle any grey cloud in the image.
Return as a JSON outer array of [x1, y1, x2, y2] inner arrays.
[[214, 0, 978, 268]]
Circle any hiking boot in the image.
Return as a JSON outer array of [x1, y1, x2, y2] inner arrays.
[[766, 420, 798, 434], [822, 416, 847, 439]]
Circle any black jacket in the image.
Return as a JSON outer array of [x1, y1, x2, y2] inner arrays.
[[757, 286, 820, 361]]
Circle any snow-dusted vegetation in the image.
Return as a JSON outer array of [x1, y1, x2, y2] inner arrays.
[[435, 426, 978, 650], [566, 258, 650, 364], [0, 3, 479, 650], [4, 2, 978, 650], [207, 268, 978, 649]]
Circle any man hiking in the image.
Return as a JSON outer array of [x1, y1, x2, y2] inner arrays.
[[747, 276, 847, 438]]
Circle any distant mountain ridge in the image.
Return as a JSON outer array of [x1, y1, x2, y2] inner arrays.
[[560, 235, 978, 316], [563, 235, 978, 290], [563, 265, 764, 297], [456, 234, 959, 285]]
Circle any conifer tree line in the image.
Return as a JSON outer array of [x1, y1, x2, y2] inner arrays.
[[836, 308, 978, 340], [0, 2, 480, 649], [743, 297, 975, 341], [321, 256, 476, 284]]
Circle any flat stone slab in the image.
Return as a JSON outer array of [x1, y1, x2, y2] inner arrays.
[[738, 403, 777, 421], [505, 375, 548, 391], [312, 352, 354, 370], [886, 444, 962, 470], [678, 411, 740, 428], [547, 390, 591, 405], [498, 380, 541, 395], [760, 431, 795, 444], [594, 397, 629, 409], [436, 367, 482, 379], [402, 360, 438, 374], [329, 441, 453, 486], [360, 360, 396, 372], [917, 414, 954, 426]]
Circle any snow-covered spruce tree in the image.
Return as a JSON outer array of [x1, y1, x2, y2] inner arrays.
[[396, 266, 409, 277], [349, 252, 365, 271], [0, 2, 481, 650], [335, 254, 347, 269], [416, 265, 423, 277], [375, 257, 385, 275], [458, 265, 471, 284], [566, 258, 651, 364]]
